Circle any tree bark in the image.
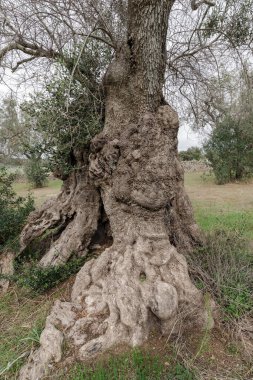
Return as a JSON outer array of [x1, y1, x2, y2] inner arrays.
[[19, 150, 102, 266], [19, 2, 212, 379]]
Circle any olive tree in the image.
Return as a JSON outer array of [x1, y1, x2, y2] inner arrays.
[[0, 1, 252, 378]]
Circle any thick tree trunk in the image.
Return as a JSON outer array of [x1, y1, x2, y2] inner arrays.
[[19, 1, 212, 379]]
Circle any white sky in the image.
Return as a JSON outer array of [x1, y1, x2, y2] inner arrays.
[[178, 124, 204, 151]]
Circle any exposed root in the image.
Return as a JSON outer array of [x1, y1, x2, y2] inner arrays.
[[19, 237, 213, 380]]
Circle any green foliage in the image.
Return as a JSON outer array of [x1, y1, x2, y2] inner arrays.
[[0, 167, 34, 249], [11, 257, 86, 294], [24, 158, 48, 188], [189, 229, 253, 320], [179, 147, 203, 161], [204, 115, 253, 184], [167, 363, 196, 380], [20, 42, 110, 178], [203, 0, 253, 47]]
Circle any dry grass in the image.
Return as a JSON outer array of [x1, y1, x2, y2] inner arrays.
[[0, 279, 73, 379], [13, 179, 62, 207], [185, 172, 253, 211]]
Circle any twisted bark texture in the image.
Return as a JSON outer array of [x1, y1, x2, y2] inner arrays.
[[19, 1, 212, 379], [19, 151, 101, 266]]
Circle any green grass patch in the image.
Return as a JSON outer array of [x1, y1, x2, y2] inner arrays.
[[194, 207, 253, 239], [185, 171, 215, 187], [0, 287, 65, 377], [63, 350, 196, 380]]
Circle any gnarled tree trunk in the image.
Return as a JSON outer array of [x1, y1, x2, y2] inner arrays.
[[19, 1, 213, 379], [19, 150, 102, 266]]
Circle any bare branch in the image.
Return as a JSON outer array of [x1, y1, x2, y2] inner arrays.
[[191, 0, 215, 11], [11, 57, 36, 72]]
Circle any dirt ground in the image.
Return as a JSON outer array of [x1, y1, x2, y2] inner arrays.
[[185, 173, 253, 211]]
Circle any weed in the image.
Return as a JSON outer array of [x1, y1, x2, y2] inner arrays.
[[167, 363, 196, 380], [0, 284, 67, 378], [226, 342, 240, 355], [189, 229, 253, 321]]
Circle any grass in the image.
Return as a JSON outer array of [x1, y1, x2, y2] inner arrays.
[[0, 283, 69, 378], [194, 207, 253, 239], [185, 172, 253, 239], [13, 178, 62, 207], [189, 229, 253, 320], [60, 350, 196, 380]]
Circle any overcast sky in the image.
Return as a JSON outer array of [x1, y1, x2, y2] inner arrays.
[[178, 124, 204, 151]]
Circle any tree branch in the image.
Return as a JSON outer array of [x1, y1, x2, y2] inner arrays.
[[11, 57, 36, 72], [0, 39, 61, 63], [191, 0, 215, 11]]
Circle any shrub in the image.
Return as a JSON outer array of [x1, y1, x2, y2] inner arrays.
[[0, 167, 34, 249], [189, 229, 253, 320], [179, 147, 203, 161], [204, 116, 253, 184], [10, 257, 86, 294], [24, 158, 48, 188]]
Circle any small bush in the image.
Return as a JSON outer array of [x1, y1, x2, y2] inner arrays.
[[0, 167, 34, 249], [204, 116, 253, 184], [179, 147, 203, 161], [25, 158, 48, 188], [11, 257, 86, 294], [189, 229, 253, 320], [167, 363, 196, 380]]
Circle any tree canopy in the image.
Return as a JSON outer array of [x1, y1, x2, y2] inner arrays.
[[0, 0, 252, 120]]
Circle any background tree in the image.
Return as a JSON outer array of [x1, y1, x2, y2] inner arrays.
[[0, 95, 23, 163], [0, 1, 252, 379], [0, 167, 34, 250], [179, 147, 203, 161], [204, 73, 253, 183], [24, 158, 48, 188], [204, 116, 253, 184]]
